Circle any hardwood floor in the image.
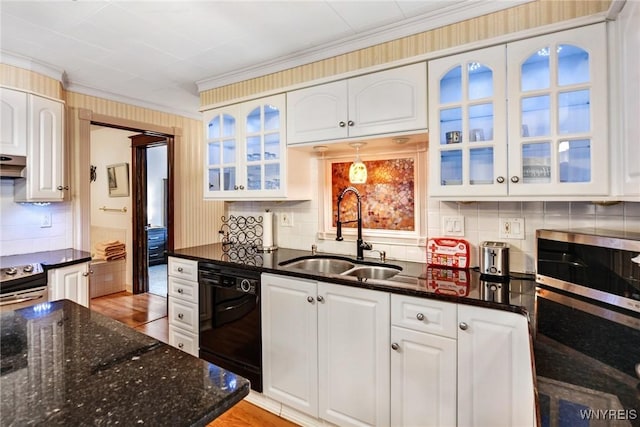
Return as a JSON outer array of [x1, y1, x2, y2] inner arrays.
[[90, 292, 297, 427]]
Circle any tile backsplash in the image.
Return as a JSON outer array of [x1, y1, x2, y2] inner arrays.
[[228, 196, 640, 274]]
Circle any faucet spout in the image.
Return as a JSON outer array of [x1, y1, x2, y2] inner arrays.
[[335, 186, 370, 260]]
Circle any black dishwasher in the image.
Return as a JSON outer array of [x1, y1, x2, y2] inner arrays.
[[198, 262, 262, 392]]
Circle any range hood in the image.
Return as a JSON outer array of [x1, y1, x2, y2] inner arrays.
[[0, 155, 26, 178]]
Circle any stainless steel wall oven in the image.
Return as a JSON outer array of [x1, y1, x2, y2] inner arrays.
[[198, 262, 262, 392]]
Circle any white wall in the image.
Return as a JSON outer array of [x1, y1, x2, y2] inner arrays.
[[0, 180, 74, 256], [228, 157, 640, 273], [90, 126, 135, 290], [147, 145, 167, 227]]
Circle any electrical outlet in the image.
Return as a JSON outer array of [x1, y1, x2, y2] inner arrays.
[[499, 217, 525, 239], [280, 212, 294, 227], [441, 216, 464, 237], [40, 212, 52, 228]]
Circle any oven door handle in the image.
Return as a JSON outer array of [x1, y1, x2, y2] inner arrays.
[[0, 293, 45, 307]]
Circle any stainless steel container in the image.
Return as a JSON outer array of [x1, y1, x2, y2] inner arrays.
[[480, 241, 510, 277]]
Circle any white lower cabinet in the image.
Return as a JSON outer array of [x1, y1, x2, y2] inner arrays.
[[261, 273, 390, 427], [262, 274, 535, 427], [48, 262, 90, 307], [167, 256, 199, 356], [457, 304, 535, 427], [390, 296, 457, 427]]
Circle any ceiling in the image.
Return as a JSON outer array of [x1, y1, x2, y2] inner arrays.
[[0, 1, 527, 119]]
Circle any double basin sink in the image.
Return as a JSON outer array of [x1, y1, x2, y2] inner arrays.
[[279, 255, 402, 281]]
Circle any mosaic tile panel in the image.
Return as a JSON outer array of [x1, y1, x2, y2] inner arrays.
[[332, 158, 415, 231]]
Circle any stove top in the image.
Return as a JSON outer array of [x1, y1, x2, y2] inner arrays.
[[0, 264, 43, 283]]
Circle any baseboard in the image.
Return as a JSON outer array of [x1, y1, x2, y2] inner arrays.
[[244, 391, 333, 426]]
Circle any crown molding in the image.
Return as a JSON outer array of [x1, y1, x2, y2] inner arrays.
[[64, 82, 201, 120], [196, 0, 534, 92], [0, 50, 65, 82]]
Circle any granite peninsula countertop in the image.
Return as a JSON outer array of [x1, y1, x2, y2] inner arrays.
[[0, 299, 250, 426]]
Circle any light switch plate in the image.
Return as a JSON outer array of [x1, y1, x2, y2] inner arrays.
[[441, 216, 465, 237], [280, 212, 294, 227], [499, 217, 525, 239], [40, 212, 52, 228]]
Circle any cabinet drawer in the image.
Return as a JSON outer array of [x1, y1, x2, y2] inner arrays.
[[391, 294, 457, 338], [168, 257, 198, 281], [168, 298, 198, 334], [168, 325, 198, 357], [168, 276, 198, 304]]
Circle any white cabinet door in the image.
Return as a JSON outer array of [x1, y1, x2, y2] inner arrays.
[[0, 88, 27, 156], [428, 45, 508, 197], [348, 62, 427, 138], [287, 63, 427, 145], [616, 1, 640, 198], [318, 282, 390, 427], [506, 23, 608, 197], [390, 326, 457, 427], [261, 273, 318, 417], [457, 305, 535, 427], [287, 80, 348, 144], [48, 262, 90, 308], [15, 95, 65, 201]]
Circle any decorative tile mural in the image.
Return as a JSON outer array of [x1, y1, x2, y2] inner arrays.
[[332, 158, 415, 231]]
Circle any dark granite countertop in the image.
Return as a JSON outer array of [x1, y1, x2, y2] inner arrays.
[[0, 299, 250, 426], [0, 248, 92, 270], [170, 243, 536, 317]]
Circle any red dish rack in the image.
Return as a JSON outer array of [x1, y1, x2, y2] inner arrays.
[[426, 238, 471, 269]]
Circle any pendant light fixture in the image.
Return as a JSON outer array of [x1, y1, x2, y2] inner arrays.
[[348, 142, 367, 184]]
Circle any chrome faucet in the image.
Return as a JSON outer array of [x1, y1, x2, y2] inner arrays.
[[336, 186, 372, 260]]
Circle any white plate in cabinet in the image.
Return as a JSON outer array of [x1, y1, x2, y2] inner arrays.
[[168, 257, 198, 282], [391, 294, 457, 339], [168, 298, 198, 335], [168, 325, 198, 357], [168, 276, 198, 304]]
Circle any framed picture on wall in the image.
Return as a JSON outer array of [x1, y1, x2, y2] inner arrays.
[[107, 163, 130, 197]]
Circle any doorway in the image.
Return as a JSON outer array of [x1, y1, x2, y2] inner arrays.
[[78, 109, 177, 296], [130, 134, 173, 296]]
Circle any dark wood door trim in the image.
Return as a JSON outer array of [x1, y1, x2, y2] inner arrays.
[[130, 134, 174, 294]]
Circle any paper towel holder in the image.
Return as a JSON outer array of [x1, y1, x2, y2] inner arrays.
[[258, 209, 278, 253]]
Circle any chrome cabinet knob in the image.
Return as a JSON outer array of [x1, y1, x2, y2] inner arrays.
[[64, 186, 69, 190], [57, 185, 63, 190], [339, 121, 346, 127], [177, 288, 184, 294], [234, 185, 239, 190], [317, 295, 325, 303], [416, 313, 425, 321], [239, 185, 245, 190], [177, 267, 183, 272], [347, 120, 354, 127], [510, 176, 520, 183], [178, 343, 184, 349], [496, 176, 505, 184], [82, 272, 89, 277], [391, 343, 400, 351], [459, 322, 469, 330], [307, 296, 314, 303], [178, 313, 184, 320]]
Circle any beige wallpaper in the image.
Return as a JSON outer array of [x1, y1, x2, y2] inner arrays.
[[0, 63, 62, 99], [200, 0, 611, 106]]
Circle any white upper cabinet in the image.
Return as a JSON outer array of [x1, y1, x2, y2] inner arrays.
[[287, 62, 427, 145], [0, 87, 28, 156], [615, 1, 640, 198], [429, 45, 508, 197], [429, 23, 609, 199], [506, 24, 608, 197], [14, 93, 66, 202], [203, 94, 310, 201]]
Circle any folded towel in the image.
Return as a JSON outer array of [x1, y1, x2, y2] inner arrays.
[[95, 240, 125, 252]]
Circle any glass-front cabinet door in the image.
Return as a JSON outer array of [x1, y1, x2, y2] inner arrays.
[[243, 96, 285, 195], [204, 94, 286, 199], [506, 23, 608, 196], [429, 45, 507, 197]]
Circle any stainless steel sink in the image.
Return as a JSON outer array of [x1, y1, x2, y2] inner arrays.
[[341, 265, 401, 280], [279, 255, 403, 281], [279, 257, 355, 275]]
